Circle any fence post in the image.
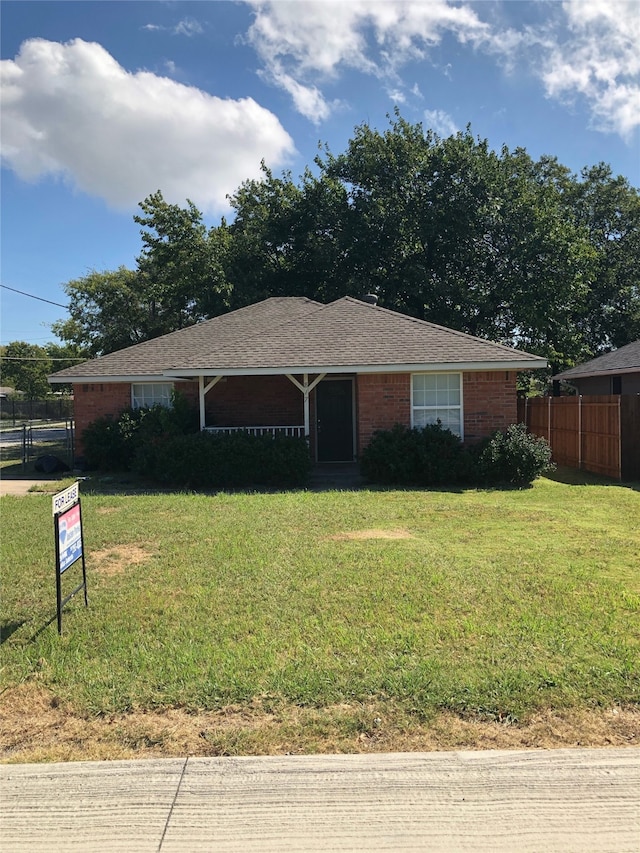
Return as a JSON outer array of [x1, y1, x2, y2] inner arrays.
[[21, 424, 27, 472], [578, 396, 582, 470], [547, 396, 551, 444], [618, 395, 622, 480]]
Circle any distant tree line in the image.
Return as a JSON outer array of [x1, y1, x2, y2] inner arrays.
[[0, 341, 85, 399], [50, 114, 639, 376]]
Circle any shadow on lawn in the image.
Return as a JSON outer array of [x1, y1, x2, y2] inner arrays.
[[543, 466, 640, 492]]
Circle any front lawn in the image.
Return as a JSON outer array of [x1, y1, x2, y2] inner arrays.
[[1, 474, 638, 760]]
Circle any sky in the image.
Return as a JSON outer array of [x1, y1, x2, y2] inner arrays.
[[1, 0, 639, 346]]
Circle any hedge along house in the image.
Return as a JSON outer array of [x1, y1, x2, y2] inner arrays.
[[49, 296, 547, 463]]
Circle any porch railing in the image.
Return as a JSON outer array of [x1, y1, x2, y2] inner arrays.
[[204, 425, 306, 438]]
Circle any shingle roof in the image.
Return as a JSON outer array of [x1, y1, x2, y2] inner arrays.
[[553, 340, 640, 381], [50, 296, 546, 381]]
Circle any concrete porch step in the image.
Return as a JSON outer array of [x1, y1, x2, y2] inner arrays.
[[309, 463, 365, 490]]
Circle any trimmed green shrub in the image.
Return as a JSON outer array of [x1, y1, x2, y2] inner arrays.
[[360, 421, 554, 489], [80, 392, 199, 471], [133, 431, 311, 489], [477, 423, 555, 487], [81, 414, 135, 471], [360, 423, 473, 486]]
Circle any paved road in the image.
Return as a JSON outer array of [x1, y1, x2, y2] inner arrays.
[[1, 749, 638, 852], [0, 426, 69, 445]]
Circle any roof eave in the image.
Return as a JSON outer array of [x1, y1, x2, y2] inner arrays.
[[49, 359, 548, 384], [553, 364, 640, 381], [48, 374, 182, 384], [164, 358, 548, 378]]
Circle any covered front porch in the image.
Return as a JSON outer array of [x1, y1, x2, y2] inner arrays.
[[174, 371, 358, 464]]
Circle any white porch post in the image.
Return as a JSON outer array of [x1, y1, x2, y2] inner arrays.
[[285, 373, 326, 438], [303, 373, 310, 436], [198, 375, 223, 431]]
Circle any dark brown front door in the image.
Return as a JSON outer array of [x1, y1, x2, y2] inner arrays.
[[316, 379, 354, 462]]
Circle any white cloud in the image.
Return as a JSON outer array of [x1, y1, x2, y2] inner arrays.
[[245, 0, 489, 118], [539, 0, 640, 138], [259, 61, 334, 123], [0, 38, 295, 213], [173, 18, 204, 38], [243, 0, 639, 139], [142, 18, 204, 37], [423, 109, 458, 137]]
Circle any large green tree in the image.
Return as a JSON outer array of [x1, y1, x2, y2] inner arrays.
[[54, 116, 639, 371], [135, 191, 231, 324], [53, 267, 159, 356]]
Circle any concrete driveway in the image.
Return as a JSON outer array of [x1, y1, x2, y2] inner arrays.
[[0, 475, 62, 496], [1, 749, 638, 852]]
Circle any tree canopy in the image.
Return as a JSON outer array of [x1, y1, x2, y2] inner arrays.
[[53, 115, 640, 375], [0, 341, 85, 398]]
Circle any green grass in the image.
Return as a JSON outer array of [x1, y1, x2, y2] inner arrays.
[[1, 474, 638, 723]]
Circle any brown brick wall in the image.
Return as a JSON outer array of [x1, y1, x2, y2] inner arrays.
[[355, 370, 518, 452], [73, 383, 131, 453], [463, 371, 517, 442], [205, 375, 304, 427], [73, 371, 517, 457], [356, 373, 411, 452]]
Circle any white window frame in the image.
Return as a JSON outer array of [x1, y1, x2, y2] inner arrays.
[[411, 372, 463, 439], [131, 382, 174, 410]]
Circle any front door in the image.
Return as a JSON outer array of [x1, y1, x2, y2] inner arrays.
[[316, 379, 354, 462]]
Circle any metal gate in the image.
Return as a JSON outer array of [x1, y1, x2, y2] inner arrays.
[[0, 421, 75, 472]]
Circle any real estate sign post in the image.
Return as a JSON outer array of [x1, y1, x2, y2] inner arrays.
[[52, 482, 88, 634]]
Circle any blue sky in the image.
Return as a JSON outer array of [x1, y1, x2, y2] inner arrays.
[[2, 0, 639, 346]]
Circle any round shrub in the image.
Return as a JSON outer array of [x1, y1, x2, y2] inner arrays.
[[478, 423, 554, 487]]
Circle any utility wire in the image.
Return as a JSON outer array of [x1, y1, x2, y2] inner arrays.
[[0, 355, 87, 361], [1, 283, 68, 309]]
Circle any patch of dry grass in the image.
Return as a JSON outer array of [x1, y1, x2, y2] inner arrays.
[[1, 684, 638, 764], [326, 528, 413, 541], [90, 544, 154, 576]]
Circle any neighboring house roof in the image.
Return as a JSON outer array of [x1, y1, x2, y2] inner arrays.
[[49, 296, 547, 383], [553, 340, 640, 382]]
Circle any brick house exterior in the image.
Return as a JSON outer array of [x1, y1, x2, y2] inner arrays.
[[52, 297, 545, 462]]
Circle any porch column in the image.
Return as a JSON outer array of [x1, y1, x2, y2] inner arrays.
[[285, 373, 326, 438], [198, 375, 223, 431]]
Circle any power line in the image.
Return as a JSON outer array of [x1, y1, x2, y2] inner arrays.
[[0, 356, 87, 362], [1, 284, 68, 309]]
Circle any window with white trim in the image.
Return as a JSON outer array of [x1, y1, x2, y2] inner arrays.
[[131, 383, 173, 409], [411, 373, 462, 437]]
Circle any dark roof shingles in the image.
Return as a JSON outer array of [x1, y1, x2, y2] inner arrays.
[[554, 340, 640, 380], [51, 296, 545, 379]]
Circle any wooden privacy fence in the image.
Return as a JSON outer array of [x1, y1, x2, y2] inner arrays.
[[517, 395, 640, 481]]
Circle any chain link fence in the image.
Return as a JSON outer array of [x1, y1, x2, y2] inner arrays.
[[0, 421, 75, 472], [0, 397, 74, 425]]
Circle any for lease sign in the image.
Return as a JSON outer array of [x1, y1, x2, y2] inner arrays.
[[58, 502, 83, 573], [52, 482, 79, 516]]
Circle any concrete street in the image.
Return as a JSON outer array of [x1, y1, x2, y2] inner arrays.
[[1, 749, 638, 852]]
